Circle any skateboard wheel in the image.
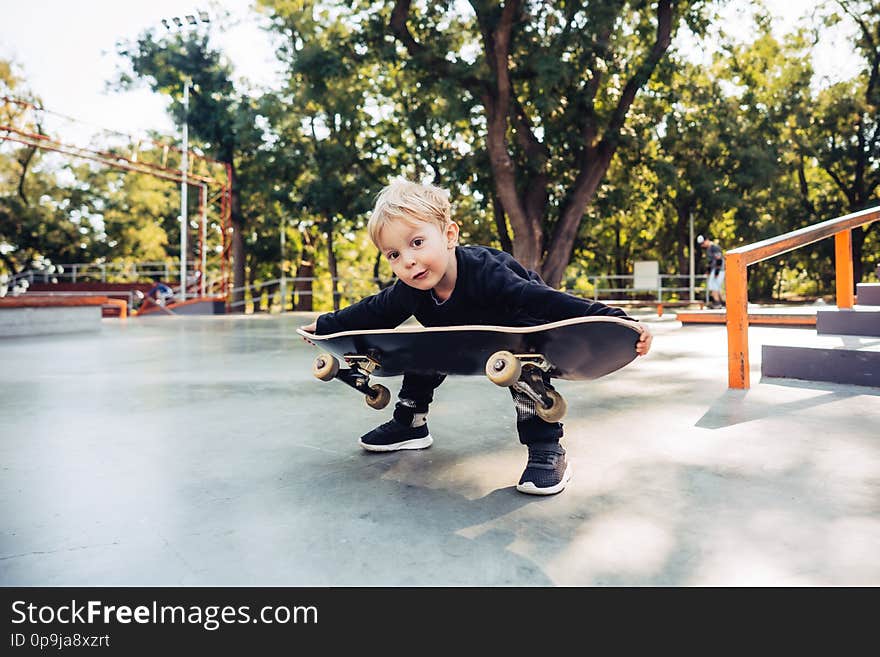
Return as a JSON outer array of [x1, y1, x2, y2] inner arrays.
[[536, 390, 567, 423], [313, 353, 340, 381], [365, 384, 391, 410], [485, 350, 521, 387]]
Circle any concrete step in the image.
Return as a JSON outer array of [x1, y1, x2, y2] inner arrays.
[[762, 333, 880, 387], [816, 306, 880, 337], [856, 283, 880, 305], [0, 297, 104, 337]]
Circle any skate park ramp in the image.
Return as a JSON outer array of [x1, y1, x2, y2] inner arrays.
[[1, 313, 878, 586]]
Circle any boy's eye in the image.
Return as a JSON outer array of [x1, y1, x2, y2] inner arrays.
[[387, 251, 399, 261], [412, 239, 423, 247]]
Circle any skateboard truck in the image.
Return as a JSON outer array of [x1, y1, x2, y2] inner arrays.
[[312, 353, 392, 410], [485, 350, 567, 422]]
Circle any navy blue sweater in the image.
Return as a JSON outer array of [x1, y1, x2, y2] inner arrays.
[[315, 245, 634, 334]]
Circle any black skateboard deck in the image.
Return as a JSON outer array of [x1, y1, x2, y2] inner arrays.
[[298, 316, 644, 422]]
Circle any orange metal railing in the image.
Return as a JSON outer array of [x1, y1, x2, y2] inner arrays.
[[724, 205, 880, 389]]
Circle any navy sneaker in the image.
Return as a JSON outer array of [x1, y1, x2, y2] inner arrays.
[[517, 442, 572, 495], [359, 418, 433, 452]]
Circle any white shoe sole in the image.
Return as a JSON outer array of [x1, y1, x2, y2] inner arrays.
[[516, 464, 572, 496], [359, 434, 433, 452]]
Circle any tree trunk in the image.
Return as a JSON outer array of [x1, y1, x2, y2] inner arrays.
[[541, 154, 614, 287], [390, 0, 675, 289], [373, 252, 394, 290], [675, 204, 691, 277], [326, 225, 340, 311], [247, 263, 261, 313], [492, 191, 513, 254], [521, 0, 673, 288], [294, 260, 314, 311], [853, 225, 867, 284], [229, 162, 247, 313]]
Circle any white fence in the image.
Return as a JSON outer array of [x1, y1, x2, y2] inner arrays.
[[3, 263, 709, 313], [8, 261, 173, 285], [226, 273, 709, 313]]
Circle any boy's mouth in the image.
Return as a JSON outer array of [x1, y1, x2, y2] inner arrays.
[[412, 270, 428, 281]]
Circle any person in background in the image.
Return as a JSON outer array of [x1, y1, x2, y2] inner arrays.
[[697, 235, 725, 309]]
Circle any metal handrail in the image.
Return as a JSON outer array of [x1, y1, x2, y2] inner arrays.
[[725, 205, 880, 389]]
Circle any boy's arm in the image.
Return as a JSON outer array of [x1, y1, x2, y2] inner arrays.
[[486, 264, 653, 356], [484, 259, 633, 322], [518, 281, 633, 320], [309, 281, 413, 334]]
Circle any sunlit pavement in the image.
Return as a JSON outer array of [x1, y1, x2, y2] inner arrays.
[[1, 312, 878, 586]]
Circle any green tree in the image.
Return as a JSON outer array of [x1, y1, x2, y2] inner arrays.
[[705, 18, 820, 298], [261, 0, 412, 309], [792, 0, 880, 282], [375, 0, 710, 287], [1, 65, 102, 277]]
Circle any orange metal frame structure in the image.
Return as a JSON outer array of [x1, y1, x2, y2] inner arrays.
[[1, 96, 232, 296], [724, 205, 880, 389]]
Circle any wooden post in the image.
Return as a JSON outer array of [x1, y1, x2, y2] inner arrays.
[[834, 229, 854, 309], [725, 253, 750, 389]]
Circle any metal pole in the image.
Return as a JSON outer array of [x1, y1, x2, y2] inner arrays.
[[689, 212, 695, 302], [725, 253, 750, 389], [179, 77, 190, 302], [200, 183, 207, 297], [834, 229, 854, 309]]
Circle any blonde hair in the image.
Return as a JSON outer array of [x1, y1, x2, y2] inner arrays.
[[367, 179, 451, 247]]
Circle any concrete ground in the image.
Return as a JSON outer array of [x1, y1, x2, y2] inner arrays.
[[1, 312, 877, 586]]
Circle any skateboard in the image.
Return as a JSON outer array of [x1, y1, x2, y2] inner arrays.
[[297, 316, 643, 423]]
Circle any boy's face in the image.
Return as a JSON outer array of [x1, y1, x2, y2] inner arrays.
[[377, 217, 459, 291]]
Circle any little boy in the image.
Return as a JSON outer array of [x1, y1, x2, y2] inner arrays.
[[301, 179, 652, 495]]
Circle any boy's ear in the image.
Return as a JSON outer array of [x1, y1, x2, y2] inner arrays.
[[446, 221, 460, 247]]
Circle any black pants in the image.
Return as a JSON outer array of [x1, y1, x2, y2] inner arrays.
[[393, 372, 563, 446]]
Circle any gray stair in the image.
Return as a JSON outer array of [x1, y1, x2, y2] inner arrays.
[[856, 283, 880, 305], [762, 337, 880, 387], [816, 307, 880, 337]]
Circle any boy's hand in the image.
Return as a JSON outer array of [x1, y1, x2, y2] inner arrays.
[[300, 320, 317, 345], [636, 325, 652, 356]]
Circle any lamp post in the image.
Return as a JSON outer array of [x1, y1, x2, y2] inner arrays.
[[158, 11, 211, 301], [179, 76, 190, 301]]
